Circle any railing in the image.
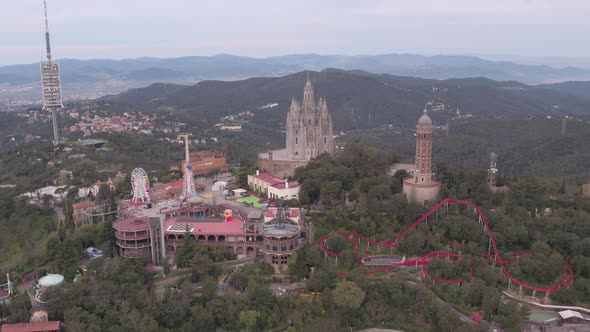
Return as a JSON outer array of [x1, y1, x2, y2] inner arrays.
[[115, 231, 150, 240], [259, 247, 296, 254], [113, 224, 150, 232], [119, 249, 150, 258], [116, 240, 151, 249]]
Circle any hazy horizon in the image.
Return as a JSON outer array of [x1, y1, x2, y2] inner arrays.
[[1, 0, 590, 66]]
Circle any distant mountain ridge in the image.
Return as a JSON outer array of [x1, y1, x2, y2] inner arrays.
[[2, 53, 590, 100], [101, 69, 590, 131]]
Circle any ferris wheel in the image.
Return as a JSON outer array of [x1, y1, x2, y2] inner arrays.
[[131, 168, 150, 204]]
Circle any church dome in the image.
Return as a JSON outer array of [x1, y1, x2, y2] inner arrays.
[[417, 109, 432, 126]]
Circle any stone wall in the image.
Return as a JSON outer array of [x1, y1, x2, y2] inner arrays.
[[403, 177, 441, 205], [257, 157, 308, 178]]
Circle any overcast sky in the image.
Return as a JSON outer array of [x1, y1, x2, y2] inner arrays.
[[1, 0, 589, 66]]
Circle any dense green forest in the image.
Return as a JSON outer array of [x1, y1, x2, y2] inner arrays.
[[291, 145, 590, 328], [345, 117, 590, 180]]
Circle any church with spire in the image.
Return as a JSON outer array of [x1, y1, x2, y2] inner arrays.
[[286, 72, 334, 161], [258, 72, 335, 177]]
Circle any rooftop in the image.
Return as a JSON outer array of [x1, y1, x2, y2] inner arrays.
[[260, 205, 300, 237], [0, 321, 61, 332], [260, 219, 299, 237], [114, 216, 150, 231], [162, 180, 184, 189], [559, 310, 585, 320], [188, 150, 226, 163], [252, 172, 283, 185], [271, 181, 300, 190], [164, 215, 247, 235], [266, 207, 300, 219], [38, 274, 64, 287]]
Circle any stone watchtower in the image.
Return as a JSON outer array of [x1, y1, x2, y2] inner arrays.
[[414, 109, 434, 183], [403, 109, 441, 205], [286, 73, 334, 161]]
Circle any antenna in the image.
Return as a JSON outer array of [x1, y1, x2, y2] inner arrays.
[[43, 0, 52, 62], [40, 0, 63, 148]]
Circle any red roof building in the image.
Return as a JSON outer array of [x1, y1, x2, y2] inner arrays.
[[247, 172, 300, 201], [113, 205, 260, 261], [181, 150, 227, 176], [1, 321, 61, 332], [72, 201, 96, 226], [265, 207, 302, 224]]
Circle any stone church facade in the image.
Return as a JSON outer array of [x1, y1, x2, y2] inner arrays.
[[258, 73, 335, 178]]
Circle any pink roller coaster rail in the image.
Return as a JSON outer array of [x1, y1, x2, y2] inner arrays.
[[317, 198, 574, 293]]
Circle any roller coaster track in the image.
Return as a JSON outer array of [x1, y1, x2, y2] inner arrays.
[[317, 198, 574, 293]]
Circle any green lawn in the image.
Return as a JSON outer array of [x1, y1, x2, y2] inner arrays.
[[237, 196, 261, 208]]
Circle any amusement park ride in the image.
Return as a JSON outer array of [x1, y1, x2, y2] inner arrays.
[[131, 168, 150, 205], [318, 198, 574, 298], [180, 134, 197, 201]]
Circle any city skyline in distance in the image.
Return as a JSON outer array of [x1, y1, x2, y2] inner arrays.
[[1, 0, 590, 66]]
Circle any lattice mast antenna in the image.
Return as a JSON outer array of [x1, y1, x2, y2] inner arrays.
[[41, 0, 64, 148], [181, 134, 196, 200], [562, 116, 567, 136], [43, 0, 52, 62]]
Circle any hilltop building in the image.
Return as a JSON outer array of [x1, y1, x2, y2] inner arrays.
[[258, 73, 334, 177], [247, 171, 301, 201], [259, 203, 300, 271], [403, 110, 441, 205], [181, 150, 227, 176]]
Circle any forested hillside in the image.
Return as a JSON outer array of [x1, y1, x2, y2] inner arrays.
[[102, 69, 590, 131], [345, 117, 590, 180]]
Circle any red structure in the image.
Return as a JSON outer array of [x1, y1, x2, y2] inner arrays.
[[113, 205, 259, 261], [402, 110, 441, 204], [113, 216, 151, 258], [317, 198, 574, 294], [0, 321, 60, 332], [414, 109, 433, 182], [181, 150, 227, 176]]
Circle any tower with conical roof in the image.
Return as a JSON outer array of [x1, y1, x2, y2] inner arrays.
[[40, 0, 64, 148], [286, 73, 334, 160], [403, 109, 441, 205], [414, 109, 434, 183]]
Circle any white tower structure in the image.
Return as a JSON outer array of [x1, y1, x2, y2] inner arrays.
[[181, 134, 196, 200], [40, 0, 64, 148]]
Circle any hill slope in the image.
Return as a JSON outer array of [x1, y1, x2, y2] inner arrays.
[[102, 69, 590, 131], [537, 81, 590, 99]]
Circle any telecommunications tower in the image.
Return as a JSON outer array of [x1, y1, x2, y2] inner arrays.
[[40, 0, 64, 148], [181, 134, 197, 200]]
